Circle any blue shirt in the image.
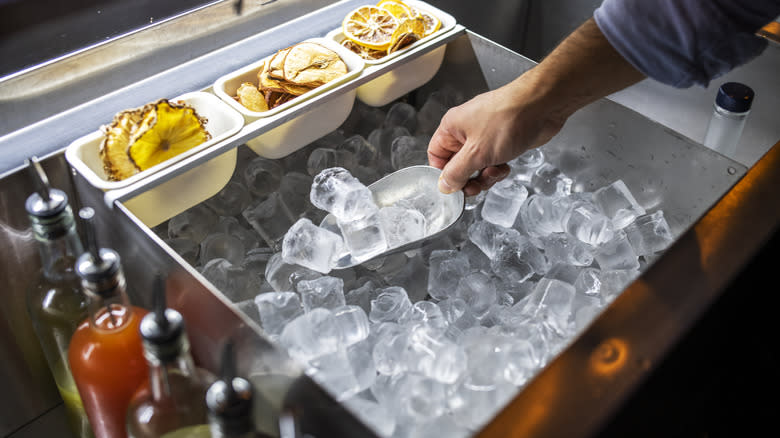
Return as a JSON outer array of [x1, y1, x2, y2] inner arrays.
[[594, 0, 780, 87]]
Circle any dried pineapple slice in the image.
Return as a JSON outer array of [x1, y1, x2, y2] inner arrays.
[[128, 99, 210, 172], [100, 107, 145, 181]]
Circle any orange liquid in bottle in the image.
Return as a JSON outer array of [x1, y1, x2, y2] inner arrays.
[[69, 304, 150, 438]]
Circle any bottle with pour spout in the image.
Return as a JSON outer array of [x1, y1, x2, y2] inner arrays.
[[23, 156, 93, 438], [126, 275, 215, 437], [68, 207, 150, 438], [206, 340, 277, 438]]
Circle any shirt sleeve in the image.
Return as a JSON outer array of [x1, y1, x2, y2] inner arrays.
[[594, 0, 780, 88]]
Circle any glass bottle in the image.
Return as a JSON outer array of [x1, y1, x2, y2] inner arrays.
[[24, 157, 93, 438], [126, 276, 215, 438], [68, 207, 150, 438], [703, 81, 755, 157], [206, 341, 276, 438]]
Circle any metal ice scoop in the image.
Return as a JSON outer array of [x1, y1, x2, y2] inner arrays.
[[321, 165, 465, 270]]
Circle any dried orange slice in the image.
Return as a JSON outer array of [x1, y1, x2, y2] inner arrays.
[[412, 6, 441, 36], [342, 5, 399, 51], [377, 0, 414, 20], [387, 16, 425, 54]]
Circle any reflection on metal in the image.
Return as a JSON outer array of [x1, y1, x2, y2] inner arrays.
[[757, 21, 780, 46], [589, 338, 630, 377]]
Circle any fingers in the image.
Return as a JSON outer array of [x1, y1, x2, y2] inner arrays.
[[461, 165, 511, 196], [438, 142, 478, 194]]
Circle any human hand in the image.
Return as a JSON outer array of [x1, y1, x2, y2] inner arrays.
[[427, 74, 566, 197]]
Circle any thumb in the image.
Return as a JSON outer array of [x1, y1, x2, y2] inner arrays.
[[438, 144, 480, 194]]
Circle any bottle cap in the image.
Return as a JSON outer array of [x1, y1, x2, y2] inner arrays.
[[75, 207, 122, 294], [25, 157, 73, 239], [207, 340, 254, 435], [715, 82, 754, 113], [140, 275, 186, 361]]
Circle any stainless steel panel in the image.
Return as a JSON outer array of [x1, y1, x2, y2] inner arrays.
[[0, 153, 76, 437]]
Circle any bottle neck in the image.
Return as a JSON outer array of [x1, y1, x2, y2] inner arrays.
[[146, 340, 199, 402], [85, 275, 134, 330], [35, 215, 83, 280]]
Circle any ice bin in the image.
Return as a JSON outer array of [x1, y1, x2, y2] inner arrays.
[[1, 2, 778, 438]]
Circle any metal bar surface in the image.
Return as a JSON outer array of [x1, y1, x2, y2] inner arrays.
[[476, 141, 780, 437]]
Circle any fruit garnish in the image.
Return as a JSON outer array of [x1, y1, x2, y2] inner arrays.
[[127, 99, 211, 172], [411, 6, 441, 36], [386, 16, 426, 54], [236, 82, 269, 112], [342, 5, 399, 51], [341, 39, 386, 60], [282, 42, 348, 87], [100, 107, 146, 181], [376, 0, 414, 20]]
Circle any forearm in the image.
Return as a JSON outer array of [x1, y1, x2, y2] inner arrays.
[[504, 17, 645, 123]]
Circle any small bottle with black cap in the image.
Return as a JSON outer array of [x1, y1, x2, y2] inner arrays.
[[23, 156, 93, 438], [703, 81, 755, 157], [68, 207, 150, 438], [206, 340, 276, 438], [126, 275, 216, 438]]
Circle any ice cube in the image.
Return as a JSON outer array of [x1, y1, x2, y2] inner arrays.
[[398, 300, 447, 330], [279, 308, 341, 362], [540, 232, 594, 266], [368, 126, 411, 159], [481, 178, 528, 228], [310, 167, 377, 221], [593, 179, 646, 229], [624, 210, 674, 256], [168, 204, 218, 243], [164, 237, 199, 267], [200, 232, 246, 266], [281, 218, 344, 274], [343, 396, 396, 437], [278, 172, 314, 218], [204, 180, 251, 217], [519, 194, 571, 238], [264, 252, 321, 292], [490, 239, 548, 283], [254, 291, 304, 336], [594, 229, 640, 271], [243, 156, 284, 197], [372, 325, 410, 375], [307, 148, 356, 176], [378, 206, 426, 249], [427, 249, 470, 300], [369, 286, 413, 324], [454, 271, 497, 318], [331, 305, 370, 346], [524, 278, 576, 335], [467, 220, 524, 259], [307, 350, 360, 401], [338, 134, 378, 167], [338, 211, 388, 262], [390, 135, 428, 170], [574, 267, 602, 297], [563, 199, 615, 246], [530, 163, 572, 197], [242, 192, 295, 248], [297, 276, 346, 312], [199, 258, 252, 302], [344, 279, 383, 314], [384, 101, 418, 133], [213, 216, 260, 251], [415, 94, 449, 136]]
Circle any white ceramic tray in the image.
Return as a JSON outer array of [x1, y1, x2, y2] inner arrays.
[[66, 91, 244, 192], [213, 37, 365, 121], [326, 0, 456, 66]]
